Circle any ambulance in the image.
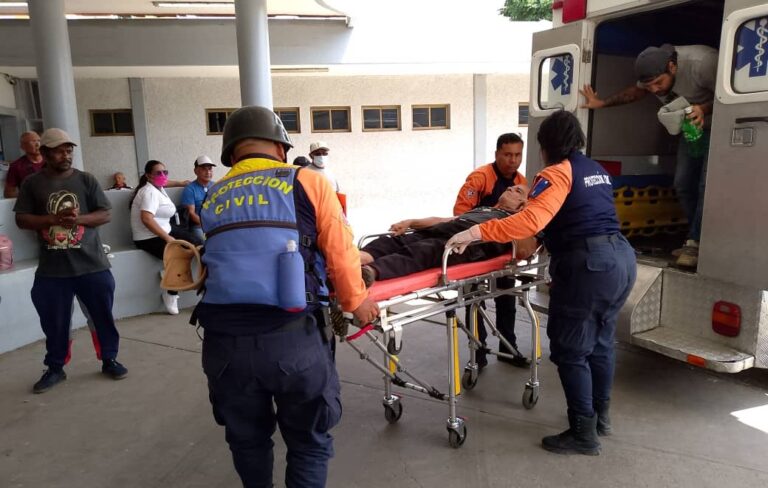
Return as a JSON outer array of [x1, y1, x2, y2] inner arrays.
[[527, 0, 768, 371]]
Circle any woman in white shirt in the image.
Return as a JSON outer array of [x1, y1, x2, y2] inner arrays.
[[129, 160, 180, 314]]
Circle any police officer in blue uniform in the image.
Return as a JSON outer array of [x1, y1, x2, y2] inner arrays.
[[448, 111, 637, 455], [194, 106, 378, 487]]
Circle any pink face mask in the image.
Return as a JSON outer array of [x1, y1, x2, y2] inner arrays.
[[152, 174, 169, 187]]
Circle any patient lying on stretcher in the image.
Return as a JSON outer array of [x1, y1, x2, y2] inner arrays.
[[359, 184, 537, 286]]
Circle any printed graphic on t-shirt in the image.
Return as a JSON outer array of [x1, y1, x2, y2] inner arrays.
[[43, 190, 85, 249]]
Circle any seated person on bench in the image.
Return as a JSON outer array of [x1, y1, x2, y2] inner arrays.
[[360, 184, 536, 286]]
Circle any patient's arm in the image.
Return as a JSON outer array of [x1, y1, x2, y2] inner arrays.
[[389, 216, 455, 236]]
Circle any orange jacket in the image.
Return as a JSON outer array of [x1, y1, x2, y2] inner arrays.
[[478, 161, 572, 242], [453, 163, 527, 216], [222, 158, 368, 312]]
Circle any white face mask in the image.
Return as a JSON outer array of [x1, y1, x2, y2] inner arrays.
[[313, 155, 329, 168]]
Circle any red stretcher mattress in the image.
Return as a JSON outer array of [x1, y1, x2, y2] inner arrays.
[[367, 253, 514, 302]]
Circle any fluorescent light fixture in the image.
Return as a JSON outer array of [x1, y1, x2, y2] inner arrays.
[[153, 1, 233, 7], [0, 2, 28, 8]]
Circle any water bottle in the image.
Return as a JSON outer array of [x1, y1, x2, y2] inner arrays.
[[277, 239, 307, 312], [0, 234, 12, 271], [681, 106, 705, 158]]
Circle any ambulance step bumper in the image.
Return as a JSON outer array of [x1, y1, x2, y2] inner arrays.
[[632, 326, 754, 373]]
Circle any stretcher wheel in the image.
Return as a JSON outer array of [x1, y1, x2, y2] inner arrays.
[[461, 368, 479, 390], [522, 386, 539, 410], [383, 401, 403, 424], [447, 424, 467, 448], [387, 337, 402, 355]]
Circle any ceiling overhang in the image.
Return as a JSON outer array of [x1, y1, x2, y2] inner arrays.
[[0, 0, 349, 22]]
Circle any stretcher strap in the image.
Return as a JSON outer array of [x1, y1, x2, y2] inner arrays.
[[346, 324, 374, 342]]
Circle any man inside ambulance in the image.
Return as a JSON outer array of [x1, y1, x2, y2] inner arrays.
[[580, 44, 717, 269]]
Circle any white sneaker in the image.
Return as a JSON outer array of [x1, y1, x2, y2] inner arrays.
[[162, 291, 179, 315]]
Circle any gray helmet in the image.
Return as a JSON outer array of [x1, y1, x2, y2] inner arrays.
[[220, 105, 293, 166]]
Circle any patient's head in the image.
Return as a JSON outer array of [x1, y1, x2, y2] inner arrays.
[[497, 184, 529, 213]]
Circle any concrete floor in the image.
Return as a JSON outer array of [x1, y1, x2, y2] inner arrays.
[[1, 307, 767, 488]]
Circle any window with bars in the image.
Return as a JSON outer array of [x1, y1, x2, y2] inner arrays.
[[275, 107, 301, 133], [90, 109, 134, 136], [206, 108, 236, 135], [412, 104, 450, 130], [362, 106, 401, 131], [518, 103, 529, 127], [310, 107, 351, 133]]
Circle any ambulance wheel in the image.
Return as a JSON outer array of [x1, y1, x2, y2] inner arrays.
[[461, 368, 478, 390], [447, 424, 467, 448], [384, 401, 403, 424], [522, 386, 539, 410]]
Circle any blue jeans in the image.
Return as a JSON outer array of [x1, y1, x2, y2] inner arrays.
[[202, 315, 341, 488], [546, 234, 636, 417], [31, 270, 120, 369], [674, 130, 710, 242], [190, 226, 205, 243]]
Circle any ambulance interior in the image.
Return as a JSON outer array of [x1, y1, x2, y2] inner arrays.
[[587, 0, 724, 265]]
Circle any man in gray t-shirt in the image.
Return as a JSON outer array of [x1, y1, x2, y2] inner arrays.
[[579, 44, 718, 269], [14, 128, 128, 393]]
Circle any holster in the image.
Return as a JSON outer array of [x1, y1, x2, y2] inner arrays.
[[317, 307, 334, 343]]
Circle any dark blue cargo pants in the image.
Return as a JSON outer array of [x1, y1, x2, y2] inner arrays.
[[546, 234, 636, 417], [202, 315, 342, 488]]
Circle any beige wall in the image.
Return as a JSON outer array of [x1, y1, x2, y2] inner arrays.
[[73, 73, 530, 238], [75, 78, 138, 188], [487, 74, 532, 176], [0, 77, 14, 109]]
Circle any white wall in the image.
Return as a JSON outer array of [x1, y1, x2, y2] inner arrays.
[[487, 74, 532, 176], [75, 78, 138, 188], [0, 77, 15, 109], [72, 72, 529, 239]]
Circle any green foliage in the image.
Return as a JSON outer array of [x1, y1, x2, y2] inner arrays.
[[499, 0, 553, 21]]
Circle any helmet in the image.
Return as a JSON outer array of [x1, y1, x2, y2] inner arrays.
[[220, 106, 293, 166]]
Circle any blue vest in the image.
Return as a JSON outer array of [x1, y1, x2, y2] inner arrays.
[[199, 165, 329, 308], [542, 152, 619, 252]]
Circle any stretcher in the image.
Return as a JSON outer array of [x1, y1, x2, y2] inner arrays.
[[337, 234, 550, 448]]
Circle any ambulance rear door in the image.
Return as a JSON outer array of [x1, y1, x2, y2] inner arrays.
[[700, 0, 768, 289], [527, 21, 594, 178]]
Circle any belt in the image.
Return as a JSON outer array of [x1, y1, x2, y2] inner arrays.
[[548, 233, 622, 253]]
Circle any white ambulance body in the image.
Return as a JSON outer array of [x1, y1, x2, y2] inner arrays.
[[528, 0, 768, 371]]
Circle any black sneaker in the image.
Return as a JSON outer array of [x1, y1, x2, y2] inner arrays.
[[102, 359, 128, 380], [32, 368, 67, 394]]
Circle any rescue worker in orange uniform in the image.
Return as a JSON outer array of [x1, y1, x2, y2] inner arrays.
[[448, 111, 636, 455], [454, 133, 529, 369], [194, 106, 379, 487]]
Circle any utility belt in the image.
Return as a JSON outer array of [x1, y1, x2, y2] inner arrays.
[[546, 232, 624, 255], [190, 302, 333, 342]]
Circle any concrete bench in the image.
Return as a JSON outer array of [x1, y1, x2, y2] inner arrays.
[[0, 187, 198, 355]]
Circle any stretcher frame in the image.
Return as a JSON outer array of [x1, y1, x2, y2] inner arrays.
[[340, 234, 550, 448]]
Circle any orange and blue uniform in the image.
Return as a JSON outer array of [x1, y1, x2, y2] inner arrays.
[[454, 162, 528, 360], [195, 154, 367, 487], [453, 163, 527, 216], [478, 151, 636, 418]]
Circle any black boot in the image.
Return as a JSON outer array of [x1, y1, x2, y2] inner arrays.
[[594, 400, 611, 436], [542, 413, 601, 455], [497, 342, 530, 368]]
